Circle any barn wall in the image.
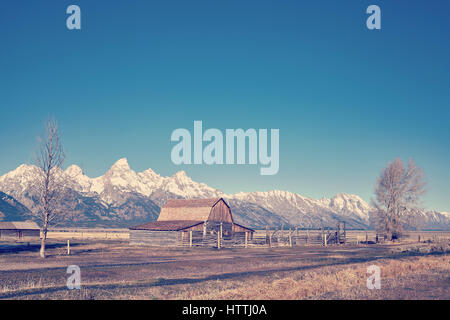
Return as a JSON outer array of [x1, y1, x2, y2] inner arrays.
[[208, 200, 233, 223], [0, 229, 41, 240], [129, 230, 180, 246], [22, 230, 41, 238]]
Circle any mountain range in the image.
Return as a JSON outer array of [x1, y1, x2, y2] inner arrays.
[[0, 158, 449, 230]]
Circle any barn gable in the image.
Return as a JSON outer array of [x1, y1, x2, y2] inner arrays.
[[208, 198, 233, 223]]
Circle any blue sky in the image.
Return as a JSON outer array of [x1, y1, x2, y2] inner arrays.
[[0, 1, 449, 211]]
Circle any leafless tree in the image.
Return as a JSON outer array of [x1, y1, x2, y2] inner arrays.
[[372, 158, 426, 240], [32, 118, 66, 258]]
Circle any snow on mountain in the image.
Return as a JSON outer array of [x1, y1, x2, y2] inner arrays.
[[441, 211, 450, 218], [328, 193, 372, 223], [160, 170, 222, 200], [0, 164, 41, 195], [0, 159, 449, 229], [420, 210, 450, 230], [226, 190, 371, 229], [65, 165, 93, 192], [63, 158, 222, 205]]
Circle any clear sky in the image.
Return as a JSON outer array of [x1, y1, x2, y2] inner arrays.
[[1, 1, 449, 211]]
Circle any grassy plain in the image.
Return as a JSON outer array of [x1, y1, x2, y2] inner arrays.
[[0, 237, 448, 300]]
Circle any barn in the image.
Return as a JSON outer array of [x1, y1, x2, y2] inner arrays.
[[0, 221, 40, 240], [129, 198, 254, 247]]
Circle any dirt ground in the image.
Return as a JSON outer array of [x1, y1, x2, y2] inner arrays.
[[0, 240, 448, 300]]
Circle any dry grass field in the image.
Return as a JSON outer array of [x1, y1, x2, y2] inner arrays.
[[0, 235, 449, 300]]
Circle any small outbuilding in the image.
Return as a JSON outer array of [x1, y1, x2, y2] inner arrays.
[[130, 198, 254, 246], [0, 221, 40, 240]]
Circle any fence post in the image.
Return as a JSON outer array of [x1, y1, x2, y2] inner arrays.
[[269, 233, 272, 248], [67, 240, 70, 255], [220, 222, 223, 240], [245, 232, 248, 248], [306, 230, 309, 246], [217, 231, 221, 249], [189, 230, 192, 247], [365, 233, 368, 244], [324, 233, 327, 247]]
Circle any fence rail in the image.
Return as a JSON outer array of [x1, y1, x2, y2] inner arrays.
[[177, 229, 450, 249]]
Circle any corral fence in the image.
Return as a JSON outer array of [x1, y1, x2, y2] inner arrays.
[[178, 228, 450, 249], [44, 227, 449, 249]]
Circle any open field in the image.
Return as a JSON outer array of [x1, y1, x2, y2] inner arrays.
[[0, 237, 449, 300]]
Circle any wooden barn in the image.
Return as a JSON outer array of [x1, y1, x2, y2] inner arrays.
[[0, 221, 40, 240], [129, 198, 254, 247]]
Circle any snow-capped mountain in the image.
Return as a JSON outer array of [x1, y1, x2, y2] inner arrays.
[[226, 191, 371, 229], [0, 159, 449, 230], [62, 158, 222, 206], [418, 210, 450, 230]]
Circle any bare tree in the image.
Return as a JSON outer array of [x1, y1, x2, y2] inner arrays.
[[372, 158, 426, 240], [33, 118, 66, 258]]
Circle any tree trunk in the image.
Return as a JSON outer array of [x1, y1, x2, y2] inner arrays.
[[40, 235, 46, 258], [40, 215, 48, 258]]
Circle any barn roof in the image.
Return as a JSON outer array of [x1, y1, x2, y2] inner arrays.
[[0, 221, 40, 230], [157, 198, 223, 221], [130, 220, 203, 231], [233, 223, 255, 232], [164, 198, 222, 208]]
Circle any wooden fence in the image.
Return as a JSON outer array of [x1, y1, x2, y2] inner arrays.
[[43, 227, 450, 249], [174, 228, 450, 249]]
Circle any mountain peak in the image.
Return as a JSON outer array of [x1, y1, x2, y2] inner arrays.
[[332, 193, 364, 200], [110, 158, 131, 171], [173, 170, 189, 179], [12, 163, 37, 173], [65, 164, 83, 177], [0, 164, 39, 181]]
